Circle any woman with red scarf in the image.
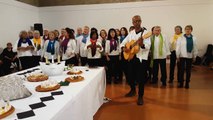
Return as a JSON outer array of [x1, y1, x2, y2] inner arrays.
[[105, 28, 120, 84], [85, 31, 103, 67]]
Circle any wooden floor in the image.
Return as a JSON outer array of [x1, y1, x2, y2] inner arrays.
[[94, 65, 213, 120]]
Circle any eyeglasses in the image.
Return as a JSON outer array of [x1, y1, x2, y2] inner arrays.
[[133, 20, 141, 23]]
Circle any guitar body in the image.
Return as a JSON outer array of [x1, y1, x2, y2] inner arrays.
[[123, 40, 140, 61], [123, 31, 152, 61]]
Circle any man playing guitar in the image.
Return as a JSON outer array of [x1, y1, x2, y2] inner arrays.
[[120, 15, 151, 105]]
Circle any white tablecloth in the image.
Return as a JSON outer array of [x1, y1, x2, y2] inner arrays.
[[6, 66, 106, 120]]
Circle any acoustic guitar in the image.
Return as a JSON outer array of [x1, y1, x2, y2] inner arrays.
[[123, 32, 152, 61]]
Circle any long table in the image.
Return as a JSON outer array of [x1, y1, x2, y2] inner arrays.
[[6, 66, 106, 120]]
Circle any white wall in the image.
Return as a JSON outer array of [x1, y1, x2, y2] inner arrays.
[[0, 0, 39, 48], [39, 0, 213, 56], [0, 0, 212, 56]]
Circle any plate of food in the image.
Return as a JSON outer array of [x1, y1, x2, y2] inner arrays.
[[35, 80, 60, 92], [67, 69, 83, 75], [27, 73, 48, 82], [0, 100, 15, 119], [65, 75, 84, 82]]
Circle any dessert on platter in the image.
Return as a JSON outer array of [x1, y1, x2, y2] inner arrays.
[[27, 73, 48, 82], [0, 100, 15, 119], [35, 80, 60, 92], [65, 75, 84, 82], [67, 68, 83, 75]]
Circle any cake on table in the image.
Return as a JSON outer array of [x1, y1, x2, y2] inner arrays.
[[36, 80, 60, 92], [27, 73, 48, 82], [0, 100, 15, 119], [67, 68, 83, 75], [65, 75, 84, 82]]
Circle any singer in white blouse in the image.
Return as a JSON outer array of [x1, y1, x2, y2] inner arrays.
[[176, 25, 198, 89], [150, 26, 170, 86], [42, 31, 60, 62], [76, 26, 90, 66], [168, 26, 183, 84], [60, 28, 77, 66], [84, 31, 103, 67], [105, 28, 121, 84]]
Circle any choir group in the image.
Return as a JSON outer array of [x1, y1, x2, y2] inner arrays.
[[0, 15, 198, 105]]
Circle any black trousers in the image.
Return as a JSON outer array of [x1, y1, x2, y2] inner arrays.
[[101, 56, 107, 66], [152, 59, 167, 84], [32, 56, 41, 67], [119, 52, 128, 82], [19, 56, 34, 70], [1, 57, 20, 75], [75, 55, 79, 66], [126, 56, 147, 96], [178, 58, 193, 83], [13, 58, 20, 71], [177, 62, 181, 83], [0, 65, 4, 76], [107, 55, 120, 81], [145, 55, 152, 83], [87, 58, 102, 67], [169, 51, 176, 81], [2, 60, 11, 75], [101, 56, 111, 81], [80, 57, 87, 66], [65, 56, 78, 66]]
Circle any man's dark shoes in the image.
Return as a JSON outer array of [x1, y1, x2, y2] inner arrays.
[[185, 82, 189, 89], [137, 96, 144, 105], [125, 89, 136, 97], [178, 83, 183, 88]]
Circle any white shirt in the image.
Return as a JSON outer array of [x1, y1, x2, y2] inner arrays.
[[152, 34, 170, 59], [176, 35, 198, 59], [120, 29, 151, 62], [42, 40, 60, 60], [14, 40, 33, 57], [98, 37, 107, 56], [31, 37, 44, 56], [42, 35, 49, 41], [62, 39, 77, 60], [105, 39, 120, 56], [76, 35, 89, 57], [84, 40, 103, 59]]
